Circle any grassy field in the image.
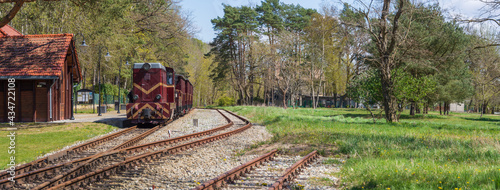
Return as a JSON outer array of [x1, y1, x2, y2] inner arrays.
[[0, 123, 118, 169], [75, 107, 117, 114], [224, 106, 500, 190]]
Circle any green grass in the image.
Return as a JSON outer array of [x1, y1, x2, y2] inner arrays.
[[75, 107, 117, 114], [223, 106, 500, 190], [0, 123, 118, 169]]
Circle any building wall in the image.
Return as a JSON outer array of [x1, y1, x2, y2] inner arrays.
[[35, 81, 48, 122], [20, 81, 34, 122], [0, 78, 73, 122], [450, 103, 465, 113]]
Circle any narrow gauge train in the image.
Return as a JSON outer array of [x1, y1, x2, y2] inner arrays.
[[126, 63, 193, 126]]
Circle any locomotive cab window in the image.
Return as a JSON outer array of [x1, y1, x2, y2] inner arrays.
[[167, 72, 173, 85]]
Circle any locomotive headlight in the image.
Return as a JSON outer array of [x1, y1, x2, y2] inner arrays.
[[156, 94, 162, 100], [143, 63, 151, 71], [133, 94, 139, 100]]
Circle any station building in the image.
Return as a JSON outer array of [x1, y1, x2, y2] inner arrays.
[[0, 25, 81, 122]]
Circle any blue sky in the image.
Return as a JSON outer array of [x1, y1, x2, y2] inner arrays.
[[179, 0, 488, 43]]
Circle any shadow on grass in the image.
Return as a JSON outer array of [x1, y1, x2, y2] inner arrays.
[[323, 113, 447, 120], [399, 114, 446, 120], [351, 180, 378, 189], [461, 117, 500, 122], [276, 130, 500, 162]]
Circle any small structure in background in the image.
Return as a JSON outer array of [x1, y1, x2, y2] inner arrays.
[[449, 103, 465, 113], [0, 25, 81, 122], [77, 89, 93, 104]]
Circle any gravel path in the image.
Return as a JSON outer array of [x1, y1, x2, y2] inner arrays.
[[138, 109, 227, 145]]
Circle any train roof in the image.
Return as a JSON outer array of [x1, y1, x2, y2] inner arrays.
[[133, 63, 166, 71], [175, 75, 192, 84], [175, 74, 185, 80]]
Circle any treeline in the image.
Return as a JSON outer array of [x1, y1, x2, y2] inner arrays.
[[1, 0, 498, 122], [0, 0, 214, 105], [207, 0, 500, 122]]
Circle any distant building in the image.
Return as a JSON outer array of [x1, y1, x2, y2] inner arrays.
[[0, 25, 81, 122], [449, 103, 465, 112]]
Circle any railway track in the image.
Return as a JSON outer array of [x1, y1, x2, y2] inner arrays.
[[0, 126, 138, 180], [194, 150, 318, 190], [44, 109, 251, 190], [0, 112, 181, 189], [0, 109, 245, 190], [0, 125, 170, 189]]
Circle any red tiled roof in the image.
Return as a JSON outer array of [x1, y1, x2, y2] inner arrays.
[[0, 34, 79, 79], [0, 25, 22, 37]]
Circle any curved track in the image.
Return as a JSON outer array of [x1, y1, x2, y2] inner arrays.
[[0, 109, 250, 190], [193, 150, 318, 190]]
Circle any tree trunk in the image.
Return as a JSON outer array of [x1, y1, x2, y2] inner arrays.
[[410, 102, 415, 116], [480, 103, 484, 118], [482, 102, 488, 115], [365, 103, 377, 124], [439, 102, 442, 115], [467, 99, 473, 113], [282, 89, 288, 109], [445, 102, 449, 115], [333, 93, 337, 108], [271, 85, 274, 106], [448, 103, 450, 115], [339, 95, 344, 108], [379, 67, 399, 122]]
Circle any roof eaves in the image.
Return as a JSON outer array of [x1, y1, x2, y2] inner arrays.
[[0, 76, 59, 80]]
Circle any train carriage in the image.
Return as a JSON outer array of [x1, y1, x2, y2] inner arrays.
[[126, 63, 175, 125], [126, 62, 193, 126], [186, 79, 193, 110], [175, 75, 187, 115]]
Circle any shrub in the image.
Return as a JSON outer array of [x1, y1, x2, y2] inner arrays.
[[217, 96, 235, 106]]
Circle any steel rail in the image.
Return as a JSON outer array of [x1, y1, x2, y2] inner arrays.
[[268, 150, 319, 190], [0, 126, 137, 180], [121, 112, 233, 154], [33, 111, 232, 190], [193, 149, 278, 190], [46, 109, 251, 190], [111, 119, 172, 150], [0, 109, 227, 189], [0, 110, 204, 189]]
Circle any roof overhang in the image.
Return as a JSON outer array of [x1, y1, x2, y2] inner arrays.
[[0, 76, 59, 80]]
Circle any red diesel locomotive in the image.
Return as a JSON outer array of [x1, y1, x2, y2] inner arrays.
[[126, 63, 192, 125]]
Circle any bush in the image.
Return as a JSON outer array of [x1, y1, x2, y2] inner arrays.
[[217, 96, 235, 106]]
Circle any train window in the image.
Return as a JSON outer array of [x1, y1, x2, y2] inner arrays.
[[167, 72, 173, 85]]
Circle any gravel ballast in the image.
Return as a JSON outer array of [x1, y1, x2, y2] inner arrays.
[[63, 109, 340, 190]]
